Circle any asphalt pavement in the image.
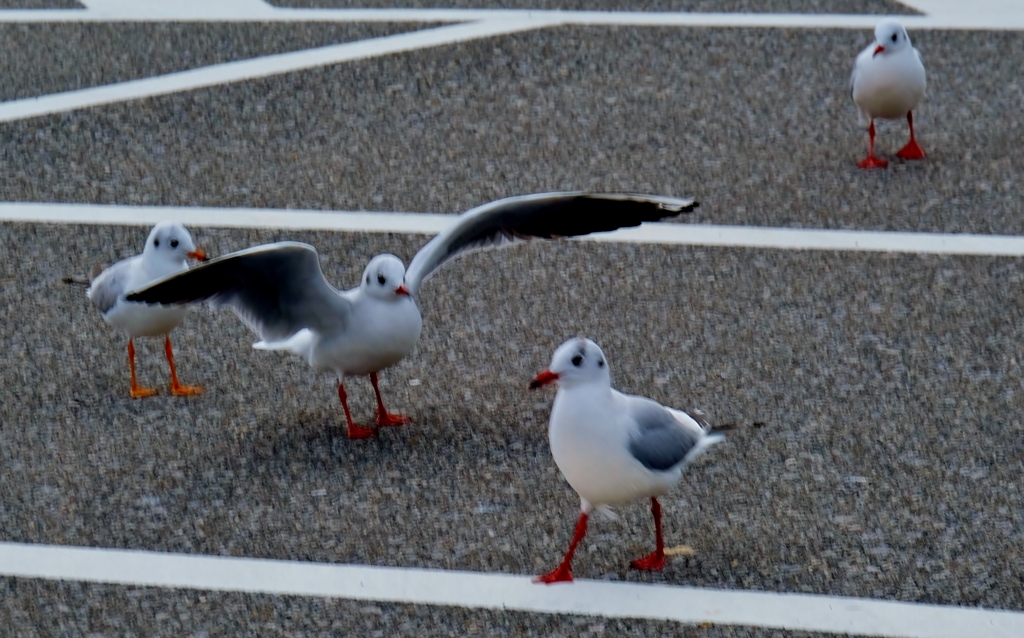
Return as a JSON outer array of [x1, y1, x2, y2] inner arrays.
[[2, 222, 1023, 612], [1, 27, 1021, 234], [1, 2, 1022, 636]]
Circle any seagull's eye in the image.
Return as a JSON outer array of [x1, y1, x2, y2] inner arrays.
[[891, 33, 897, 42], [153, 239, 159, 247], [377, 274, 386, 285], [170, 239, 179, 248], [571, 354, 583, 367]]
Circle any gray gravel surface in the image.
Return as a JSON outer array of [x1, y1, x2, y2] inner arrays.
[[0, 22, 427, 102], [0, 0, 81, 8], [1, 28, 1020, 234], [3, 222, 1023, 615], [0, 578, 873, 638], [269, 0, 914, 14]]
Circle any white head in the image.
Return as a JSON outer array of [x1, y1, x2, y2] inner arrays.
[[361, 254, 411, 301], [530, 337, 611, 391], [141, 221, 205, 265], [872, 20, 912, 57]]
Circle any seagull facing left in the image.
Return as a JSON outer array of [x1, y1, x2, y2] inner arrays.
[[126, 192, 698, 439], [529, 338, 724, 584], [850, 19, 927, 169], [87, 221, 208, 398]]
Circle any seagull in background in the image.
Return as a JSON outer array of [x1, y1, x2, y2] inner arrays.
[[530, 338, 724, 584], [87, 221, 207, 397], [851, 19, 927, 169], [127, 192, 699, 439]]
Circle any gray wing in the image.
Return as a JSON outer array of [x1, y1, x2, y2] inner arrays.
[[86, 257, 137, 314], [627, 398, 703, 472], [404, 192, 698, 295], [125, 242, 350, 342]]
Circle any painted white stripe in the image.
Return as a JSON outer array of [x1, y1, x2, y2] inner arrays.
[[0, 18, 557, 124], [0, 542, 1021, 638], [1, 2, 1022, 30], [3, 201, 1024, 257]]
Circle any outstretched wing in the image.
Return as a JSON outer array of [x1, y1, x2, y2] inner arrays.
[[404, 192, 698, 295], [126, 242, 350, 342]]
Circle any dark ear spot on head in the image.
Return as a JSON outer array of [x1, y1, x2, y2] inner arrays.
[[153, 239, 159, 247], [597, 359, 605, 368], [366, 275, 371, 285]]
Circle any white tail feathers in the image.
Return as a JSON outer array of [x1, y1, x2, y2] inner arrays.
[[679, 433, 726, 471], [253, 329, 316, 360]]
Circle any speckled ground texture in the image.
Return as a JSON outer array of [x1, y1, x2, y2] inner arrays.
[[0, 579, 875, 638], [0, 0, 82, 8], [1, 28, 1021, 234], [0, 22, 427, 102], [3, 222, 1024, 615], [2, 7, 1024, 636], [268, 0, 914, 14]]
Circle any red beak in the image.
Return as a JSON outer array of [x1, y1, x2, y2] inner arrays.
[[529, 369, 560, 390], [873, 45, 885, 57], [187, 249, 208, 262], [395, 284, 410, 296]]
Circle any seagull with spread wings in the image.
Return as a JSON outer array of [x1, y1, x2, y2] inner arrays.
[[127, 192, 698, 438]]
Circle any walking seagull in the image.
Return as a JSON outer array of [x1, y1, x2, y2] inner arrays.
[[127, 192, 698, 438], [850, 19, 927, 169], [529, 338, 724, 583], [87, 221, 208, 397]]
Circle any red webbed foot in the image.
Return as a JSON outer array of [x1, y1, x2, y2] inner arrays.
[[630, 550, 666, 572], [896, 139, 925, 160]]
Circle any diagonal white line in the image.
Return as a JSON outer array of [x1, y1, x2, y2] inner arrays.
[[3, 202, 1024, 257], [0, 541, 1022, 638], [0, 18, 559, 124], [1, 3, 1023, 30]]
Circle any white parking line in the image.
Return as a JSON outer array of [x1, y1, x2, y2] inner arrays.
[[0, 541, 1021, 638], [0, 0, 1021, 30], [4, 201, 1024, 256], [0, 19, 555, 124]]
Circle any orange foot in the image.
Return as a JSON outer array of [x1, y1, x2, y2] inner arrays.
[[630, 550, 666, 571], [376, 411, 411, 427], [533, 565, 574, 584], [347, 423, 376, 440], [130, 385, 159, 399], [857, 155, 888, 169], [896, 140, 925, 160], [171, 383, 204, 397]]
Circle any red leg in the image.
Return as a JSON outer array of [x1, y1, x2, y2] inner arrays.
[[128, 339, 158, 398], [896, 111, 925, 160], [858, 121, 888, 169], [534, 512, 589, 584], [338, 382, 375, 439], [370, 371, 410, 427], [630, 497, 667, 571], [165, 336, 202, 396]]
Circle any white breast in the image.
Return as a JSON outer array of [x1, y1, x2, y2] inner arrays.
[[99, 257, 191, 338], [852, 47, 926, 122], [104, 301, 188, 338], [548, 389, 676, 508], [311, 294, 423, 377]]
